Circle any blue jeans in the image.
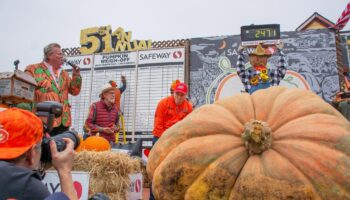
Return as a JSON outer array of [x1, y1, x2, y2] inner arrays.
[[249, 81, 271, 94]]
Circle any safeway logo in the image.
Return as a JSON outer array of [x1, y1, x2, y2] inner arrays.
[[83, 57, 91, 65], [129, 177, 142, 193], [173, 51, 182, 59], [73, 181, 83, 198], [0, 127, 9, 144], [135, 179, 141, 193], [143, 148, 150, 157]]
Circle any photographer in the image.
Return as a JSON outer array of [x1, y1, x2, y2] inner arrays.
[[0, 108, 78, 200]]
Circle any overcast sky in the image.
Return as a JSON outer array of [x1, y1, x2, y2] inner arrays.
[[0, 0, 349, 71]]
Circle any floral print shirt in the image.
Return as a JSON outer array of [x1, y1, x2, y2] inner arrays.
[[25, 62, 82, 128]]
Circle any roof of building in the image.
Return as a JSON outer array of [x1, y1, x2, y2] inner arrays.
[[296, 12, 335, 31]]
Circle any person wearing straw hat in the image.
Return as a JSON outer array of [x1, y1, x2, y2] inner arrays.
[[84, 83, 120, 143], [0, 108, 77, 200], [236, 43, 287, 94]]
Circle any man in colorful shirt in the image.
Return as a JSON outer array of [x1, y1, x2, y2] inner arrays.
[[25, 43, 82, 136], [236, 43, 286, 94]]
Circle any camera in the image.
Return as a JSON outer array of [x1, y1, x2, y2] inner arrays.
[[36, 101, 80, 162]]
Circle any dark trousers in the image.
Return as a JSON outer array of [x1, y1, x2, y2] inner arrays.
[[149, 136, 159, 200], [50, 125, 69, 136]]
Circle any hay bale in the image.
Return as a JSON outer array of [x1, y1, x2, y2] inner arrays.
[[141, 165, 151, 188], [73, 150, 141, 199]]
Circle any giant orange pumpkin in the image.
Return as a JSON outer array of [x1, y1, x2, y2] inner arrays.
[[147, 86, 350, 200]]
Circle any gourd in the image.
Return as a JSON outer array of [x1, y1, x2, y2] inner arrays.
[[81, 135, 111, 152], [75, 135, 84, 152], [147, 86, 350, 200]]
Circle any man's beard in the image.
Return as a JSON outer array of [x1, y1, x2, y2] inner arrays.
[[105, 97, 115, 105]]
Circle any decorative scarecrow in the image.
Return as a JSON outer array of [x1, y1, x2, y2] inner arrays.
[[236, 43, 287, 94]]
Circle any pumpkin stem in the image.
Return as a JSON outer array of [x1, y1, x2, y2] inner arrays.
[[242, 120, 272, 155]]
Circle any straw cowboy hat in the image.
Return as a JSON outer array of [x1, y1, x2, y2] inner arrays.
[[99, 83, 115, 97], [249, 43, 272, 57]]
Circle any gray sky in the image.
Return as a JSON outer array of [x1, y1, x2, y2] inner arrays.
[[0, 0, 348, 71]]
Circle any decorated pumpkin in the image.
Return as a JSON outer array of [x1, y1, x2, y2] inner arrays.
[[147, 86, 350, 200], [81, 135, 111, 151]]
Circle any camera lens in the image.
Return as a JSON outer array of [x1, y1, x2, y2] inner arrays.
[[41, 130, 80, 162]]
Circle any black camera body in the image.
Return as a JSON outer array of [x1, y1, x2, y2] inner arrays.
[[36, 101, 80, 162]]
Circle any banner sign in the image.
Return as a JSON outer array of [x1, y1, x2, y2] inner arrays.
[[63, 54, 94, 69], [190, 29, 338, 107], [42, 170, 90, 200], [139, 48, 185, 65], [128, 173, 143, 200], [94, 52, 137, 68], [68, 47, 185, 143]]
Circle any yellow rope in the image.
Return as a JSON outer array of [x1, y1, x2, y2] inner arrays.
[[115, 114, 127, 144]]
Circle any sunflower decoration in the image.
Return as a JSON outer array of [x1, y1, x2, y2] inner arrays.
[[260, 69, 269, 82], [250, 75, 259, 85]]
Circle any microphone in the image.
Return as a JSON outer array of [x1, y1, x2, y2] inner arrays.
[[13, 59, 20, 70], [63, 58, 80, 71]]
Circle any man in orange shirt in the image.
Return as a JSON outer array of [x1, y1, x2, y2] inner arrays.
[[149, 82, 192, 200], [152, 82, 193, 142], [109, 75, 127, 111]]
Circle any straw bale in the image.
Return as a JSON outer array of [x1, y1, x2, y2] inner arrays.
[[73, 150, 142, 200], [106, 193, 127, 200], [142, 165, 151, 188]]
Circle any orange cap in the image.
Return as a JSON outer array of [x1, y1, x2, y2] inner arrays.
[[0, 108, 43, 159]]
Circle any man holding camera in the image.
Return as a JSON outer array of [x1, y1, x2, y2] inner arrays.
[[0, 108, 78, 200], [25, 43, 82, 136]]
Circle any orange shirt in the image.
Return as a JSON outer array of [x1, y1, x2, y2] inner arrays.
[[153, 96, 193, 137], [114, 88, 121, 111]]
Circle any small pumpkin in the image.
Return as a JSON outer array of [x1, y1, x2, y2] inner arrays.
[[81, 135, 111, 151], [0, 104, 9, 109], [75, 135, 84, 152], [147, 86, 350, 200]]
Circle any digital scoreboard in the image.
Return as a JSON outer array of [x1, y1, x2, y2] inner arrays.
[[241, 24, 280, 46]]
